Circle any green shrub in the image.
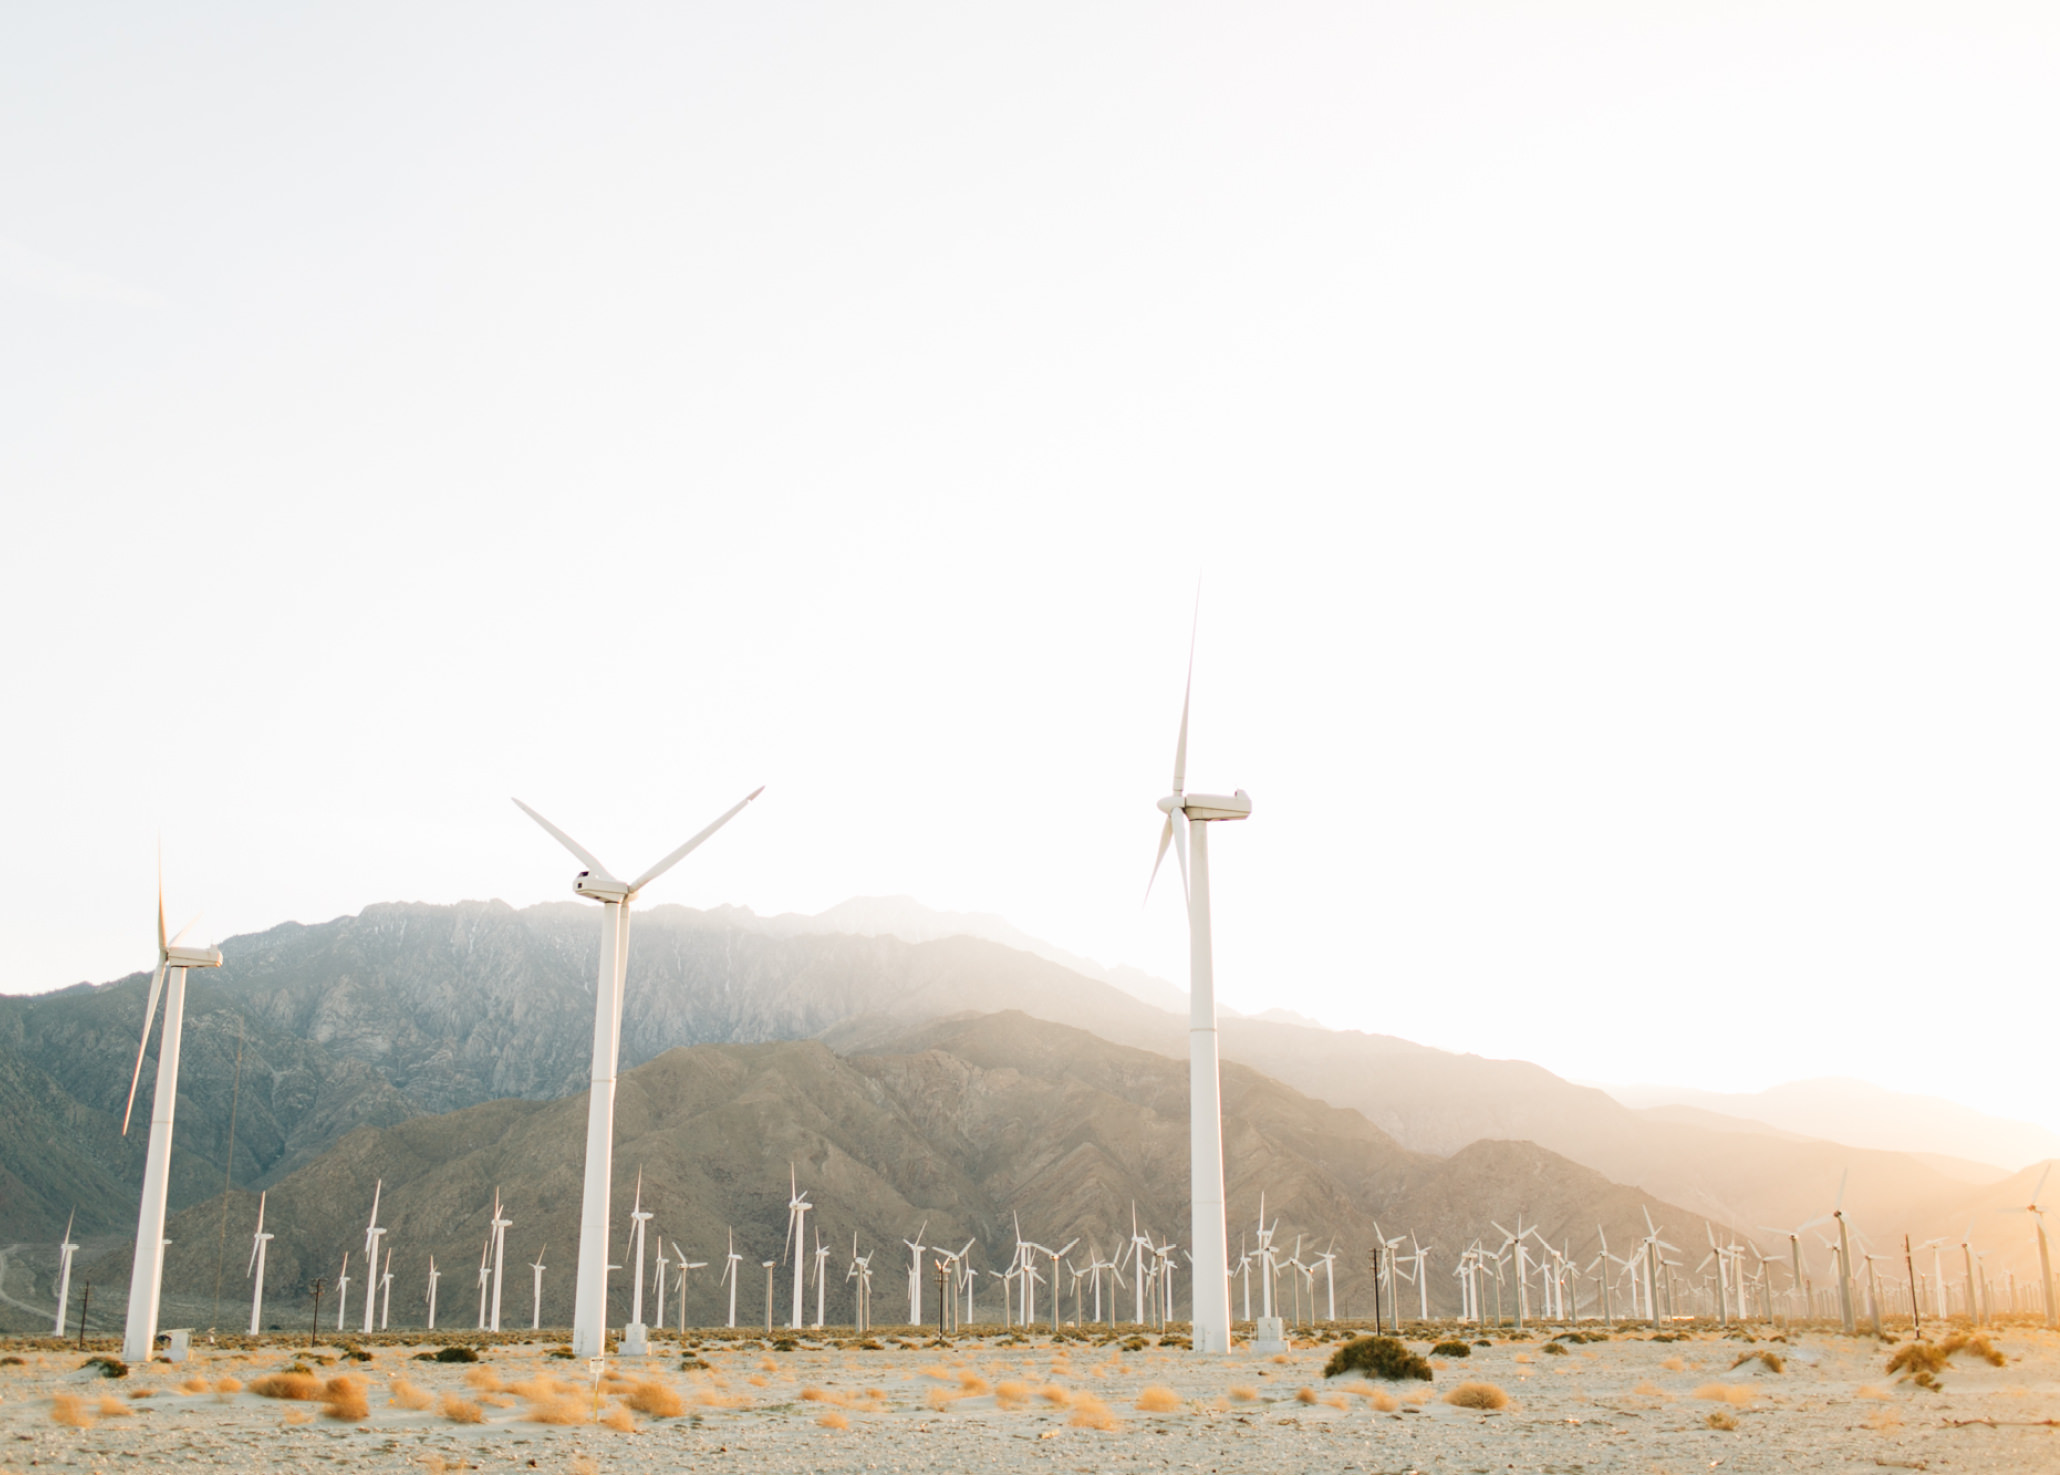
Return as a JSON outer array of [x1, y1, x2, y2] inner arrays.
[[1430, 1341, 1470, 1358], [1542, 1342, 1568, 1356], [431, 1346, 478, 1363], [1323, 1336, 1433, 1383], [81, 1356, 127, 1379]]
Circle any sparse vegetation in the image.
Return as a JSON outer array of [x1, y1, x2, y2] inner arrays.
[[389, 1378, 434, 1410], [50, 1392, 94, 1428], [1706, 1408, 1738, 1430], [319, 1374, 370, 1421], [1542, 1341, 1568, 1356], [438, 1393, 484, 1424], [81, 1355, 127, 1379], [1324, 1335, 1433, 1382], [1442, 1381, 1509, 1410], [1692, 1383, 1754, 1407], [1730, 1350, 1784, 1374], [1069, 1393, 1121, 1430], [249, 1371, 321, 1401], [1431, 1340, 1471, 1358]]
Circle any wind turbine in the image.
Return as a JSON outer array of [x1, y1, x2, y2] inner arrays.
[[360, 1181, 387, 1335], [2002, 1162, 2056, 1328], [378, 1249, 394, 1330], [336, 1252, 352, 1331], [720, 1228, 744, 1329], [783, 1167, 811, 1330], [623, 1173, 652, 1345], [513, 787, 764, 1355], [489, 1191, 513, 1333], [1143, 612, 1250, 1355], [119, 864, 223, 1362], [53, 1212, 78, 1338], [903, 1222, 929, 1326], [672, 1243, 706, 1334], [531, 1245, 548, 1331], [811, 1230, 834, 1329], [425, 1256, 440, 1330]]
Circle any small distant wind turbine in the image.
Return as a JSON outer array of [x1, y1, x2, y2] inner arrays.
[[2001, 1162, 2056, 1329], [336, 1251, 352, 1331], [379, 1249, 395, 1330], [624, 1173, 652, 1335], [425, 1256, 440, 1330], [119, 861, 223, 1362], [53, 1211, 78, 1339], [531, 1244, 548, 1331], [783, 1167, 811, 1330], [513, 786, 764, 1356], [361, 1181, 387, 1335], [719, 1228, 744, 1329], [903, 1221, 929, 1325], [672, 1242, 707, 1334], [1143, 607, 1250, 1355], [811, 1230, 834, 1329], [489, 1191, 513, 1333]]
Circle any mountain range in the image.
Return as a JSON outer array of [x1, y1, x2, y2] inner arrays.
[[0, 896, 2045, 1331]]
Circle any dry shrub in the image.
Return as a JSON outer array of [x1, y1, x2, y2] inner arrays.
[[622, 1379, 684, 1417], [50, 1393, 94, 1428], [598, 1403, 635, 1432], [480, 1394, 515, 1409], [1731, 1350, 1784, 1374], [1269, 1353, 1290, 1365], [570, 1458, 598, 1475], [439, 1394, 484, 1424], [1293, 1386, 1317, 1405], [1866, 1406, 1903, 1432], [1069, 1393, 1121, 1431], [694, 1388, 752, 1409], [1325, 1335, 1433, 1383], [1443, 1381, 1510, 1411], [390, 1378, 435, 1411], [1887, 1342, 1951, 1389], [1660, 1355, 1687, 1372], [918, 1363, 950, 1380], [319, 1375, 370, 1421], [924, 1387, 956, 1411], [96, 1395, 132, 1417], [507, 1373, 576, 1400], [758, 1357, 778, 1372], [1941, 1332, 2006, 1368], [1363, 1388, 1399, 1413], [522, 1394, 587, 1425], [1138, 1385, 1182, 1412], [214, 1377, 242, 1396], [746, 1374, 769, 1388], [1513, 1353, 1533, 1364], [462, 1365, 503, 1391], [1705, 1409, 1738, 1430], [1039, 1385, 1072, 1406], [996, 1380, 1031, 1409], [1855, 1385, 1893, 1400], [957, 1371, 992, 1395], [178, 1377, 209, 1395], [1692, 1384, 1753, 1407], [817, 1410, 850, 1429], [1630, 1379, 1670, 1398], [282, 1406, 313, 1425], [799, 1386, 840, 1404], [1229, 1385, 1261, 1402], [249, 1371, 320, 1401], [1322, 1394, 1348, 1410]]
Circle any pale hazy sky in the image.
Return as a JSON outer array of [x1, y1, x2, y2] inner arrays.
[[5, 4, 2056, 1130]]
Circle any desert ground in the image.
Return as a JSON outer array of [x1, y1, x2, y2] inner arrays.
[[1, 1322, 2055, 1474]]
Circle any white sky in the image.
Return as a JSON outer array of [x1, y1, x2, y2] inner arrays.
[[5, 3, 2057, 1130]]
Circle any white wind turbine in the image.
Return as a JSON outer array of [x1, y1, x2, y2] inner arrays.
[[489, 1191, 513, 1333], [474, 1232, 492, 1330], [652, 1237, 669, 1330], [514, 787, 764, 1355], [623, 1174, 652, 1341], [119, 864, 223, 1362], [53, 1211, 78, 1338], [811, 1231, 834, 1329], [672, 1243, 707, 1334], [1143, 616, 1251, 1355], [783, 1168, 812, 1330], [903, 1221, 929, 1326], [2001, 1162, 2056, 1328], [531, 1245, 548, 1331], [379, 1250, 395, 1330], [720, 1228, 744, 1329], [336, 1252, 353, 1331], [360, 1181, 387, 1335], [424, 1256, 440, 1330]]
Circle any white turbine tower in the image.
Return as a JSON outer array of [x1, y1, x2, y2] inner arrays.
[[119, 865, 223, 1362], [1144, 620, 1250, 1356], [246, 1194, 272, 1334], [489, 1191, 513, 1333], [424, 1256, 440, 1330], [379, 1250, 394, 1330], [903, 1222, 929, 1325], [514, 787, 764, 1357], [531, 1245, 548, 1331], [784, 1167, 812, 1330], [53, 1211, 79, 1338], [361, 1181, 387, 1335], [720, 1228, 744, 1329]]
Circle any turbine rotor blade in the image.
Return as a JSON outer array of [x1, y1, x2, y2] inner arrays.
[[1145, 816, 1175, 902], [121, 962, 168, 1135], [512, 800, 609, 873], [629, 787, 765, 895]]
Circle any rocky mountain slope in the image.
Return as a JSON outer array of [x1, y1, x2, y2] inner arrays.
[[45, 1012, 1722, 1336]]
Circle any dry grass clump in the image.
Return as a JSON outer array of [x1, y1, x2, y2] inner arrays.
[[50, 1393, 95, 1428], [1692, 1383, 1754, 1407], [522, 1393, 588, 1425], [1069, 1393, 1122, 1431], [214, 1376, 243, 1397], [319, 1375, 370, 1421], [1855, 1384, 1893, 1400], [758, 1356, 779, 1372], [1229, 1385, 1261, 1402], [957, 1370, 992, 1395], [1293, 1386, 1317, 1405], [1941, 1332, 2006, 1368], [995, 1380, 1031, 1409], [1630, 1379, 1670, 1398], [1887, 1341, 1955, 1389], [1705, 1408, 1739, 1430], [598, 1404, 635, 1432], [746, 1374, 769, 1388], [462, 1365, 503, 1391], [178, 1377, 210, 1395], [439, 1394, 484, 1424], [1865, 1405, 1903, 1432], [389, 1378, 435, 1411], [1660, 1355, 1688, 1372], [1137, 1385, 1182, 1412], [282, 1406, 313, 1425], [694, 1388, 754, 1410], [818, 1410, 850, 1429], [1442, 1381, 1510, 1410], [249, 1371, 320, 1400], [924, 1387, 956, 1411], [1730, 1350, 1784, 1374], [1038, 1385, 1072, 1406], [622, 1378, 684, 1417]]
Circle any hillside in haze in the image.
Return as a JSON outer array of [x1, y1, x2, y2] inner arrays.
[[36, 1013, 1724, 1336], [0, 896, 2032, 1294]]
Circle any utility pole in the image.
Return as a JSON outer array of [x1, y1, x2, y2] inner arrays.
[[75, 1281, 91, 1347], [1904, 1235, 1922, 1340], [309, 1279, 325, 1348]]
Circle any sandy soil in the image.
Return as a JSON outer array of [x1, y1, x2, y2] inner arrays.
[[2, 1322, 2056, 1474]]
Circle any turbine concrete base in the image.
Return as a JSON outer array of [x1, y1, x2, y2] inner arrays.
[[621, 1323, 649, 1356], [1250, 1316, 1286, 1354]]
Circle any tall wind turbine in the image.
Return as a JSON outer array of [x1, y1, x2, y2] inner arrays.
[[514, 787, 764, 1357], [424, 1256, 440, 1330], [531, 1245, 548, 1331], [246, 1194, 273, 1334], [1144, 617, 1250, 1355], [53, 1212, 78, 1338], [119, 864, 223, 1362], [360, 1181, 387, 1335], [783, 1167, 812, 1330], [2003, 1162, 2056, 1328]]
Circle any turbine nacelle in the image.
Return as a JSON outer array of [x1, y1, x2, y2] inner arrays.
[[164, 943, 223, 969], [1159, 790, 1253, 822], [571, 871, 633, 903]]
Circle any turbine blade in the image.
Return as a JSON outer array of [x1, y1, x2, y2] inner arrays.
[[1173, 591, 1197, 792], [156, 853, 167, 958], [629, 788, 765, 895], [512, 799, 609, 873], [1170, 808, 1189, 894], [121, 963, 168, 1135], [168, 912, 203, 947], [2034, 1162, 2052, 1208], [1145, 816, 1175, 902]]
